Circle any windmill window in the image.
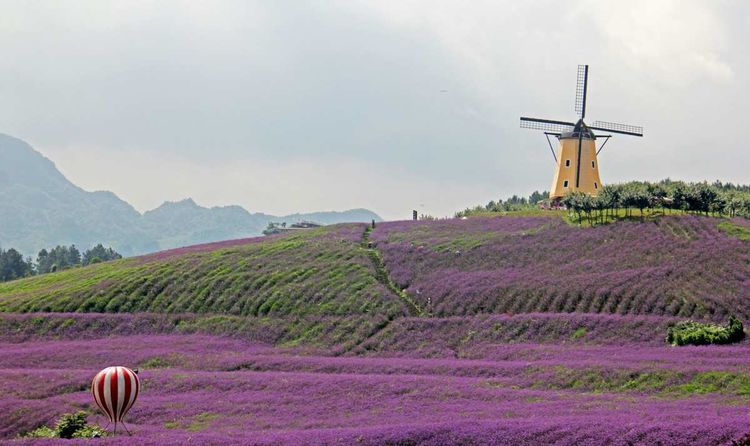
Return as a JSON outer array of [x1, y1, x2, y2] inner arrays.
[[565, 160, 571, 167], [592, 161, 595, 168], [563, 180, 569, 188], [594, 182, 598, 189]]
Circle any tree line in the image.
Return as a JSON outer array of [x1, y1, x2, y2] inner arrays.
[[456, 190, 548, 216], [456, 179, 750, 223], [562, 180, 750, 225], [0, 243, 121, 282]]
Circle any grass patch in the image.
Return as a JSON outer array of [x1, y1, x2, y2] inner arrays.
[[718, 221, 750, 240], [528, 366, 750, 398], [571, 327, 587, 340], [139, 354, 185, 369], [164, 412, 220, 431]]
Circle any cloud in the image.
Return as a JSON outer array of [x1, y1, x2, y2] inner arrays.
[[581, 0, 733, 85], [0, 1, 747, 220]]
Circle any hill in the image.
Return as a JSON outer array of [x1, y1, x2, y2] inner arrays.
[[0, 224, 407, 318], [2, 214, 748, 323], [0, 133, 381, 257], [372, 215, 750, 321]]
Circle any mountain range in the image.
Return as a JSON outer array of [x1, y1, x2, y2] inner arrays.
[[0, 133, 381, 257]]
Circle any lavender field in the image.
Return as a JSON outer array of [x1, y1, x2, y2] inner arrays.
[[3, 327, 750, 445], [2, 215, 750, 445], [372, 215, 750, 320]]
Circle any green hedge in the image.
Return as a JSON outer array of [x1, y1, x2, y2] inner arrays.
[[667, 316, 745, 346]]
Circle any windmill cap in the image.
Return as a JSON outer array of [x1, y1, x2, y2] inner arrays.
[[560, 119, 596, 140]]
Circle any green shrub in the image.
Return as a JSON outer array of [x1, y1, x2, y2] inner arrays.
[[667, 316, 745, 346], [55, 411, 88, 439], [25, 411, 106, 439], [25, 425, 56, 438], [72, 424, 107, 438]]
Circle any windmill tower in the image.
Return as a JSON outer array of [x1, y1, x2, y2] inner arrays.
[[520, 65, 643, 199]]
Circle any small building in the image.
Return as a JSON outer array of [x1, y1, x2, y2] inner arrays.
[[262, 221, 321, 235]]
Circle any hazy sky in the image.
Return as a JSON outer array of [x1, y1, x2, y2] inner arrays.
[[1, 1, 748, 219]]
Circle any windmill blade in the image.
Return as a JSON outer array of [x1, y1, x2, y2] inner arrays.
[[520, 117, 575, 134], [590, 120, 643, 137], [575, 65, 589, 119]]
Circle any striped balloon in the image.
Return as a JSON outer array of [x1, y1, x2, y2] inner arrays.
[[91, 366, 140, 424]]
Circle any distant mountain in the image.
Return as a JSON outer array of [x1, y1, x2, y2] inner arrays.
[[0, 134, 381, 257]]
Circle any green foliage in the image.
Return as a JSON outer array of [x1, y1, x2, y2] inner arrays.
[[36, 244, 121, 275], [24, 425, 56, 438], [71, 424, 108, 438], [456, 191, 549, 217], [562, 180, 750, 226], [82, 244, 122, 265], [0, 243, 122, 283], [55, 411, 88, 439], [458, 179, 750, 224], [37, 245, 80, 274], [0, 248, 34, 281], [25, 411, 106, 439], [667, 316, 745, 346]]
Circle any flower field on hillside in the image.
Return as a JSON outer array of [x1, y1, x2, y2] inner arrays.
[[0, 224, 408, 319], [371, 216, 750, 320]]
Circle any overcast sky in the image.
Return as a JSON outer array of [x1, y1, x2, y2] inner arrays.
[[1, 0, 748, 219]]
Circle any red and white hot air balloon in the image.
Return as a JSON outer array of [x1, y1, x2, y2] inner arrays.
[[91, 366, 140, 434]]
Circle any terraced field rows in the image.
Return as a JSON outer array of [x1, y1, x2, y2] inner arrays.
[[371, 216, 750, 321], [3, 333, 750, 445], [0, 225, 409, 319]]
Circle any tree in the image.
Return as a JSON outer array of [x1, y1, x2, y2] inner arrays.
[[600, 185, 621, 218], [592, 193, 608, 224], [37, 245, 81, 273], [726, 193, 743, 218], [647, 183, 668, 213], [67, 245, 81, 266], [36, 248, 52, 274], [528, 190, 547, 204], [457, 179, 750, 220], [0, 248, 33, 281], [82, 244, 122, 265], [562, 191, 591, 224]]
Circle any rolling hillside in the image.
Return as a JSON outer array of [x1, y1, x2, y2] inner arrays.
[[1, 214, 748, 323], [0, 224, 407, 319], [373, 215, 750, 321]]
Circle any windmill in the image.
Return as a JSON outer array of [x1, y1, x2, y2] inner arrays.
[[520, 65, 643, 200]]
